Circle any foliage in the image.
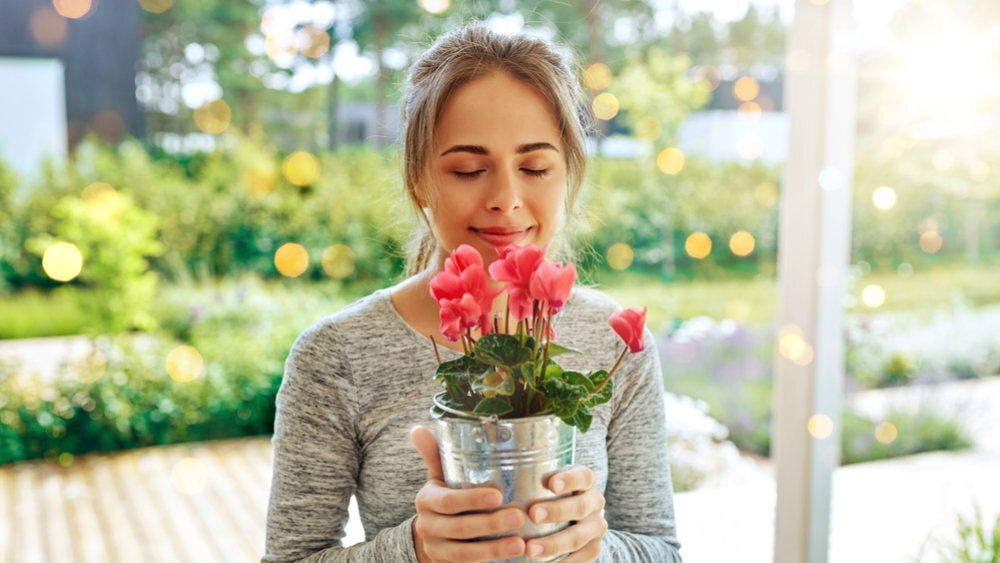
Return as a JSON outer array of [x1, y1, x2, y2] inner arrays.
[[26, 188, 163, 333], [0, 287, 90, 340], [938, 507, 1000, 563], [840, 408, 971, 464], [662, 317, 975, 460], [0, 276, 343, 465]]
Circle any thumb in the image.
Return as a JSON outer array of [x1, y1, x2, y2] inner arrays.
[[410, 425, 444, 482]]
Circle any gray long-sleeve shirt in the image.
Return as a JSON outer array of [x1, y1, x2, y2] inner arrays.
[[263, 286, 682, 562]]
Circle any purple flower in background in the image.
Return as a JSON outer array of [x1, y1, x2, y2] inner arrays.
[[188, 304, 205, 322]]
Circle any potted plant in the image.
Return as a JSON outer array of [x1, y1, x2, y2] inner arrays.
[[426, 244, 647, 559]]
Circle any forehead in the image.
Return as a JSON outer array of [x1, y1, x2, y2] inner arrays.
[[433, 71, 563, 153]]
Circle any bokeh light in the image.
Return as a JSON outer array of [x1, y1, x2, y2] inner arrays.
[[42, 242, 83, 282], [297, 25, 330, 59], [321, 244, 356, 279], [583, 63, 612, 90], [138, 0, 173, 13], [282, 151, 320, 186], [874, 421, 898, 444], [165, 345, 204, 382], [30, 7, 69, 46], [606, 243, 635, 271], [81, 182, 123, 222], [733, 76, 760, 102], [920, 231, 943, 253], [193, 100, 231, 135], [634, 116, 662, 141], [53, 0, 93, 19], [755, 181, 779, 207], [656, 147, 685, 175], [872, 186, 897, 210], [729, 231, 756, 257], [418, 0, 450, 14], [245, 162, 277, 196], [861, 284, 886, 308], [685, 232, 712, 259], [592, 93, 620, 120], [275, 243, 310, 277], [808, 414, 833, 439], [737, 134, 764, 160], [779, 324, 815, 366], [171, 457, 207, 495]]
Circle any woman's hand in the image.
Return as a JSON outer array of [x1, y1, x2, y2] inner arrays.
[[410, 426, 528, 562], [524, 466, 607, 563]]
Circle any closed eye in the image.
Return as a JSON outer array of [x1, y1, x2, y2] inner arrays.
[[453, 168, 550, 180], [522, 168, 549, 178], [454, 170, 485, 179]]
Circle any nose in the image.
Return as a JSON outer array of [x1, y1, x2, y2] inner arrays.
[[485, 169, 522, 213]]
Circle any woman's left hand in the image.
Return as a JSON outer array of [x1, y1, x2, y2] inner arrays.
[[524, 466, 607, 562]]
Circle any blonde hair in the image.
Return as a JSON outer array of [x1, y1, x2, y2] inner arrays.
[[400, 24, 591, 275]]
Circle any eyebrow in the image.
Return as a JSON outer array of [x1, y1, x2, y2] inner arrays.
[[439, 142, 559, 157]]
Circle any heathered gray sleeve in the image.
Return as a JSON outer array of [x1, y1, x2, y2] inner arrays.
[[262, 320, 419, 563], [599, 327, 683, 562]]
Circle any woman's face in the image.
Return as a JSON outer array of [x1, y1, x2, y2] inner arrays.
[[425, 70, 568, 268]]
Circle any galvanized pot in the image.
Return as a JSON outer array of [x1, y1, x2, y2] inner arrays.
[[432, 392, 575, 563]]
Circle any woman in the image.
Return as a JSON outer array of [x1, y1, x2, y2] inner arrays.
[[264, 24, 681, 563]]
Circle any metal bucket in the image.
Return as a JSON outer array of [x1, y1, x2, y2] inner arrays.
[[433, 393, 575, 563]]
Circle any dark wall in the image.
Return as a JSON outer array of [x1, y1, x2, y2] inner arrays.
[[0, 0, 144, 145]]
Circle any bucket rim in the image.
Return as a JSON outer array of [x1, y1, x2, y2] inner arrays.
[[430, 391, 560, 424]]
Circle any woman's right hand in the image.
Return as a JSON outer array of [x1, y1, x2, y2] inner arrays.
[[410, 426, 527, 563]]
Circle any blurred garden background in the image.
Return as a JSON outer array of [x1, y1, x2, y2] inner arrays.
[[1, 0, 999, 561]]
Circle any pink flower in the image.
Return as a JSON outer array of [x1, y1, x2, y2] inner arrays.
[[444, 244, 483, 276], [489, 244, 545, 287], [430, 249, 502, 340], [528, 261, 576, 315], [608, 307, 647, 354], [438, 294, 482, 341]]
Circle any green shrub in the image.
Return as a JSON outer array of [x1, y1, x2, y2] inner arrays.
[[938, 507, 1000, 563], [0, 286, 89, 339], [840, 408, 971, 465], [0, 277, 347, 464]]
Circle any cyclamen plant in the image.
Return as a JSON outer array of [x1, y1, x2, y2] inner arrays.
[[427, 244, 648, 432]]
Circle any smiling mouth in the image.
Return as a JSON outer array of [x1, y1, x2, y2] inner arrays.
[[470, 226, 533, 246]]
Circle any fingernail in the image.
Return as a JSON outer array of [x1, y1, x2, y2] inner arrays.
[[551, 478, 564, 493], [529, 544, 543, 557], [508, 541, 523, 555], [483, 493, 499, 506], [533, 507, 548, 523]]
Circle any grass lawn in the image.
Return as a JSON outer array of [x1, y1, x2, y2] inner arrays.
[[2, 262, 999, 340]]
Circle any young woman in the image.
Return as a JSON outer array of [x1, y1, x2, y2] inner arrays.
[[264, 24, 681, 563]]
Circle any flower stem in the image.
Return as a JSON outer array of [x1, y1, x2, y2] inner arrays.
[[596, 347, 629, 394], [428, 335, 442, 364]]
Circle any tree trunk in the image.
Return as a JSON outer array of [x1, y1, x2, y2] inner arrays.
[[327, 71, 340, 149], [373, 8, 387, 149]]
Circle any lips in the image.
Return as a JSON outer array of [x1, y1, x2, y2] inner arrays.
[[471, 226, 532, 247]]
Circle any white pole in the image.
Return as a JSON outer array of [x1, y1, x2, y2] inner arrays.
[[773, 1, 857, 562]]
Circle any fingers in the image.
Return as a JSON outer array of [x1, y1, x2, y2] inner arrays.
[[530, 486, 604, 527], [546, 465, 595, 495], [411, 425, 444, 482], [560, 536, 604, 563], [415, 505, 525, 540], [421, 535, 526, 563], [415, 481, 503, 516], [524, 511, 607, 561]]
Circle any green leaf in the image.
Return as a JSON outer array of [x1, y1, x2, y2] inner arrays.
[[545, 341, 582, 357], [473, 397, 514, 417], [435, 356, 491, 387], [543, 375, 589, 401], [583, 371, 613, 408], [471, 367, 516, 398], [541, 361, 564, 382], [475, 333, 532, 367], [569, 405, 593, 433]]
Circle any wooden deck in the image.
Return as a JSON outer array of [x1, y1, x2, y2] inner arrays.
[[0, 437, 274, 563]]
